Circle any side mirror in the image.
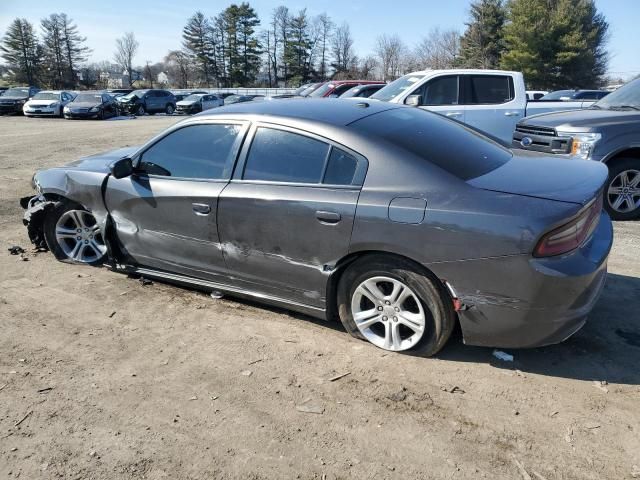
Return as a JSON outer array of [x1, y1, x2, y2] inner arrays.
[[405, 95, 421, 107], [111, 157, 134, 179]]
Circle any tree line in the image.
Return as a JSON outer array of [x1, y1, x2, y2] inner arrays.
[[0, 0, 611, 91]]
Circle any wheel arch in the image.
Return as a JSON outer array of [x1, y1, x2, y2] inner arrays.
[[325, 249, 456, 322], [602, 146, 640, 165]]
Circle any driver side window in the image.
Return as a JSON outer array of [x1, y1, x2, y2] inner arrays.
[[412, 76, 459, 106], [139, 124, 241, 179]]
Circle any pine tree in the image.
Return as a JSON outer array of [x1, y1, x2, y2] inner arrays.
[[59, 14, 90, 87], [501, 0, 608, 89], [237, 3, 261, 85], [41, 14, 66, 88], [457, 0, 506, 68], [182, 12, 216, 87], [284, 9, 311, 84], [0, 18, 42, 85]]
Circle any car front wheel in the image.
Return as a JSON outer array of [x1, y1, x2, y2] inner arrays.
[[337, 255, 455, 356], [43, 201, 107, 265], [605, 158, 640, 220], [135, 104, 145, 116]]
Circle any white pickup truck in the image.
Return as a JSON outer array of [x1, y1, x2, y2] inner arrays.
[[369, 69, 598, 143]]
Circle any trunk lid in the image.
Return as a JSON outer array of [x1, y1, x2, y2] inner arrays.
[[467, 151, 608, 205]]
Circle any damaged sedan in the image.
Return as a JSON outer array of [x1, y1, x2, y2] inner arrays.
[[21, 99, 613, 355]]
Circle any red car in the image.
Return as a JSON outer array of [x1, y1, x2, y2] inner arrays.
[[308, 80, 385, 98]]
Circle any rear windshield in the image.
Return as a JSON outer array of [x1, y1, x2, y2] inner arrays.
[[350, 108, 512, 180]]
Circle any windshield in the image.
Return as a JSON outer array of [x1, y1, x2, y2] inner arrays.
[[74, 94, 102, 103], [4, 88, 30, 97], [309, 83, 334, 97], [293, 85, 310, 95], [539, 90, 576, 101], [595, 78, 640, 109], [350, 108, 512, 181], [122, 90, 147, 100], [370, 74, 425, 102], [182, 94, 203, 102], [32, 92, 59, 100]]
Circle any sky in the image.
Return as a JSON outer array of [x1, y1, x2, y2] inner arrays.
[[0, 0, 638, 79]]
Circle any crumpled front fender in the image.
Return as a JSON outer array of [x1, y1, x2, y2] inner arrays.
[[21, 195, 55, 250]]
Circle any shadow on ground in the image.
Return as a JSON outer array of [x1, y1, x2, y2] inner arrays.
[[438, 272, 640, 385]]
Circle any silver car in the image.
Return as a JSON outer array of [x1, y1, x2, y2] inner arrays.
[[21, 99, 613, 355]]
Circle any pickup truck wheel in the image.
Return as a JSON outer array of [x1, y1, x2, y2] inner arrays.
[[604, 158, 640, 220]]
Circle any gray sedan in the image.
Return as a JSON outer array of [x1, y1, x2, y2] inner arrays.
[[21, 99, 613, 356]]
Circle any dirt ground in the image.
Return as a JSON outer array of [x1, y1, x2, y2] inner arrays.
[[1, 115, 639, 480]]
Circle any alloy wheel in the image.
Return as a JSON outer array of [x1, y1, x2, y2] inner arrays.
[[350, 276, 426, 351], [607, 169, 640, 214], [136, 105, 145, 116], [55, 210, 106, 263]]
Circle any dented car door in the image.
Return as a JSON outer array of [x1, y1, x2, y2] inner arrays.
[[217, 124, 366, 308]]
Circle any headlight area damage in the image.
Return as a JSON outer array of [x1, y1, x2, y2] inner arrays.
[[20, 195, 54, 250]]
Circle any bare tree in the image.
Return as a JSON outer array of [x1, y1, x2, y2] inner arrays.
[[316, 13, 333, 80], [331, 22, 355, 76], [358, 55, 378, 80], [374, 34, 407, 81], [414, 28, 460, 70], [164, 50, 192, 88], [114, 32, 139, 87]]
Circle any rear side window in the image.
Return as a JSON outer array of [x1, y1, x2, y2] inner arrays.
[[324, 148, 358, 185], [139, 124, 240, 179], [466, 75, 514, 104], [350, 108, 512, 181], [244, 128, 329, 183]]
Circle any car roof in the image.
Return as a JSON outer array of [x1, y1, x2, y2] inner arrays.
[[198, 98, 400, 126]]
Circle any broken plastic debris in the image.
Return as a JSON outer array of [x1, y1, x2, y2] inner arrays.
[[210, 290, 224, 299], [8, 245, 25, 255], [493, 350, 514, 362]]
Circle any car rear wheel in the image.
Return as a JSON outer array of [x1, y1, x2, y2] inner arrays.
[[165, 103, 175, 115], [43, 201, 107, 265], [604, 158, 640, 220], [337, 255, 455, 356]]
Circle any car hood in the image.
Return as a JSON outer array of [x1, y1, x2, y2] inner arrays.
[[1, 96, 28, 101], [522, 107, 640, 130], [65, 146, 139, 173], [177, 100, 197, 106], [26, 99, 58, 106], [68, 101, 101, 108], [468, 151, 608, 205]]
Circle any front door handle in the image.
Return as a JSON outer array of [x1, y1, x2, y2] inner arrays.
[[445, 112, 463, 117], [316, 210, 341, 224], [505, 111, 521, 117], [192, 203, 211, 215]]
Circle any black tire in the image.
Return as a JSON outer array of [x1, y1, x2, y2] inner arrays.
[[604, 157, 640, 221], [135, 104, 145, 116], [165, 103, 175, 115], [336, 254, 455, 356], [43, 200, 107, 266], [98, 108, 105, 120]]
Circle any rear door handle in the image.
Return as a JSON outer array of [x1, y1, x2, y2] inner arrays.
[[445, 112, 463, 117], [505, 111, 521, 117], [316, 210, 341, 224], [192, 203, 211, 215]]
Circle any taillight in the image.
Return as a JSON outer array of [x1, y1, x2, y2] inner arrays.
[[534, 195, 603, 257]]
